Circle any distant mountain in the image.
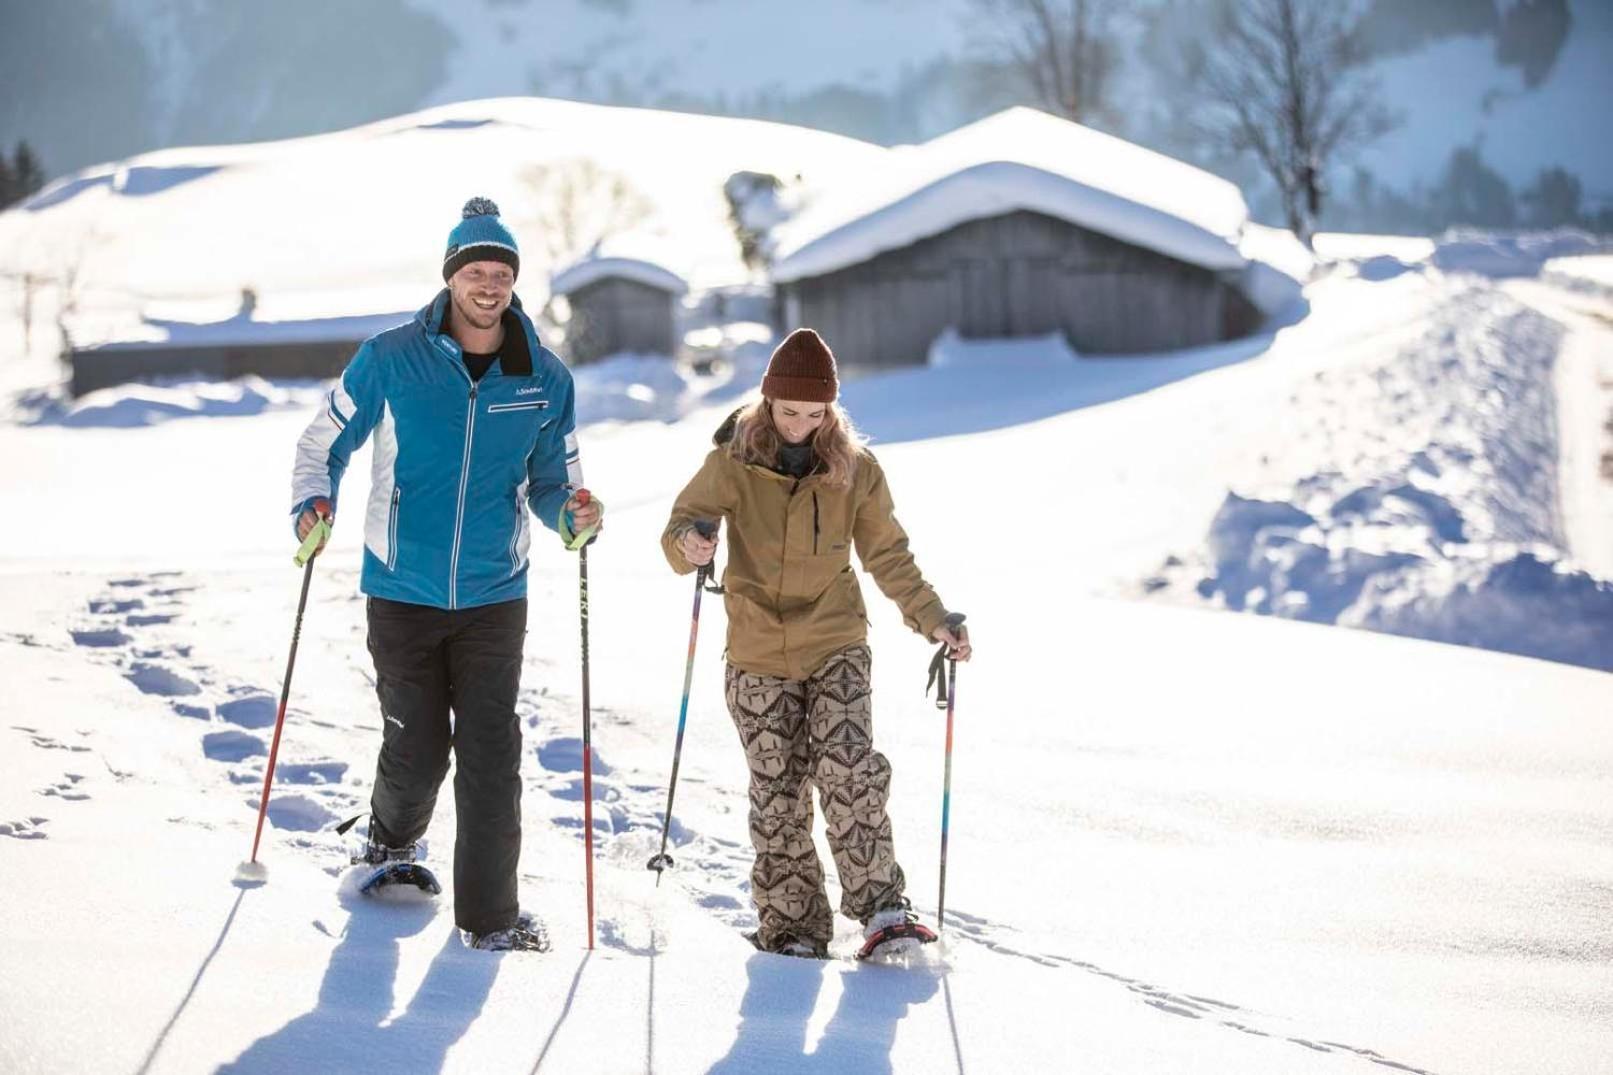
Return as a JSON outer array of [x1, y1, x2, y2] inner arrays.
[[3, 0, 1608, 226]]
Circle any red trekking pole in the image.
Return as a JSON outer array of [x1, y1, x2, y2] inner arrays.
[[928, 612, 967, 932], [247, 507, 331, 868], [574, 489, 599, 949]]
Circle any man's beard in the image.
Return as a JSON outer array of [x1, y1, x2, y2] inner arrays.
[[454, 290, 505, 330]]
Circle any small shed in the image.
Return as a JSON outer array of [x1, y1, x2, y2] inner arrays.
[[550, 245, 688, 365], [68, 297, 409, 396], [770, 108, 1302, 368]]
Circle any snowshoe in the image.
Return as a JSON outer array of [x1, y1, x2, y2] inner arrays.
[[351, 838, 440, 896], [357, 861, 442, 896], [855, 906, 937, 962], [467, 911, 551, 952]]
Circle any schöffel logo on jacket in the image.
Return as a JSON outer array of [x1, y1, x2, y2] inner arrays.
[[517, 386, 541, 395]]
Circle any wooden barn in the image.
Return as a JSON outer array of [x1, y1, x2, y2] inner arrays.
[[770, 108, 1298, 369], [68, 300, 409, 396], [550, 247, 688, 365]]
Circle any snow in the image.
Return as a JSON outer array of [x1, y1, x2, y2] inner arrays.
[[1541, 254, 1613, 298], [1141, 277, 1613, 672], [2, 105, 1612, 1073], [551, 256, 689, 299], [1429, 229, 1611, 279], [1236, 222, 1315, 316], [772, 107, 1250, 284]]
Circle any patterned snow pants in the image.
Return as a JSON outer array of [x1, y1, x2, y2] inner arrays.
[[725, 642, 906, 950]]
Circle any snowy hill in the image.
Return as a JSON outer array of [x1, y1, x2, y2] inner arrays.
[[3, 252, 1612, 1071], [0, 96, 886, 366], [2, 76, 1612, 1073]]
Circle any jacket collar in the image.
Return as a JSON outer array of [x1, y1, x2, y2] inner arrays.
[[415, 289, 536, 376]]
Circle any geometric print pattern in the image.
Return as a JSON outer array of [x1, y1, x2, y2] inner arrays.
[[724, 643, 906, 951]]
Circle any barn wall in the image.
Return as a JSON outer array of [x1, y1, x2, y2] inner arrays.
[[563, 277, 677, 365], [71, 340, 358, 396], [780, 210, 1252, 368]]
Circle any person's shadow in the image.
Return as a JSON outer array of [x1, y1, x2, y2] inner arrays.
[[706, 952, 941, 1075], [216, 889, 499, 1073]]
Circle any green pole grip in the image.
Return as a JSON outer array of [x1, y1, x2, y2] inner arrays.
[[294, 518, 332, 567], [565, 523, 600, 552]]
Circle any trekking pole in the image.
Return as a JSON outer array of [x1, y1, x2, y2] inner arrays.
[[574, 489, 599, 950], [927, 611, 967, 932], [249, 510, 332, 865], [646, 519, 722, 885]]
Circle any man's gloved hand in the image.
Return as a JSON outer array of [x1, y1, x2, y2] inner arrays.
[[295, 498, 333, 555]]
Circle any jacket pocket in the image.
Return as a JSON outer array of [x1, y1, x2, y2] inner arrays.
[[487, 400, 548, 413], [386, 487, 402, 571], [508, 488, 530, 576]]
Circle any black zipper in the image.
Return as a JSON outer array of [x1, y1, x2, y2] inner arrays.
[[812, 491, 820, 554]]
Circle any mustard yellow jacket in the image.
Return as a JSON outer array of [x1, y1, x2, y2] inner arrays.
[[661, 424, 947, 680]]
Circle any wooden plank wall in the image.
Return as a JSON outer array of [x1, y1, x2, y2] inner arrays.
[[781, 210, 1250, 368], [71, 339, 358, 396], [563, 277, 677, 365]]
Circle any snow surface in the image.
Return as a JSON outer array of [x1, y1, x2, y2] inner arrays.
[[1542, 254, 1613, 298], [2, 249, 1611, 1074], [2, 89, 1611, 1072], [550, 256, 689, 299], [771, 107, 1250, 283]]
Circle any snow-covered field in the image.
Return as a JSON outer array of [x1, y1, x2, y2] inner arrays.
[[2, 259, 1611, 1074], [2, 96, 1611, 1075]]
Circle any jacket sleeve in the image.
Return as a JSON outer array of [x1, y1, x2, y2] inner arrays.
[[527, 362, 582, 536], [661, 448, 735, 575], [289, 340, 385, 521], [852, 456, 948, 639]]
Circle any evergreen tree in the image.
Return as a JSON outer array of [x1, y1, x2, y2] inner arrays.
[[11, 142, 46, 199], [1520, 166, 1583, 228]]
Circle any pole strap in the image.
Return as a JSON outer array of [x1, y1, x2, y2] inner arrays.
[[294, 518, 332, 567], [925, 611, 967, 708]]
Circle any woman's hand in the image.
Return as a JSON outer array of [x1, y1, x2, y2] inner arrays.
[[932, 621, 971, 661], [679, 525, 719, 567]]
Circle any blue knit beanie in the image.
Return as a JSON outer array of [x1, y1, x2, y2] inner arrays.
[[443, 197, 520, 281]]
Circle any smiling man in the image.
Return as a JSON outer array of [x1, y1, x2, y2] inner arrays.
[[288, 197, 602, 952]]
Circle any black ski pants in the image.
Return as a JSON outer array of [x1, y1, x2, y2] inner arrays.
[[365, 595, 526, 934]]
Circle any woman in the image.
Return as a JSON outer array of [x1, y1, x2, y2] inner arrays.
[[660, 327, 972, 959]]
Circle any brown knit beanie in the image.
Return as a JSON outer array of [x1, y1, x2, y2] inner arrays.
[[761, 328, 838, 403]]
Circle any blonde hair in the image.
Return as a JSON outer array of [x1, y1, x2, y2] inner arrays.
[[728, 398, 866, 488]]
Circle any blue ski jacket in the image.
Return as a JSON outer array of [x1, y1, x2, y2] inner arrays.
[[290, 290, 583, 610]]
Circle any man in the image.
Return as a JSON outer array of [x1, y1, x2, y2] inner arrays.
[[289, 197, 602, 951]]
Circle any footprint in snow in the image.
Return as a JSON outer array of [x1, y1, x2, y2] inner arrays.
[[25, 732, 92, 753], [39, 774, 90, 802], [216, 692, 279, 730], [263, 793, 338, 833], [70, 627, 131, 648], [536, 736, 612, 775], [89, 597, 145, 615], [0, 817, 50, 839], [203, 729, 266, 763], [125, 661, 201, 697]]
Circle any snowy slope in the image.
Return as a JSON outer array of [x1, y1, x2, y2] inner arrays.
[[2, 257, 1611, 1073], [0, 96, 889, 359]]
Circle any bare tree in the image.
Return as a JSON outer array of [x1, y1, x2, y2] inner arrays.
[[1189, 0, 1394, 246], [973, 0, 1122, 127], [518, 158, 654, 274]]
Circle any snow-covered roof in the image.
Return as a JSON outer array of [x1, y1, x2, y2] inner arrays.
[[550, 236, 689, 297], [772, 107, 1250, 283]]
